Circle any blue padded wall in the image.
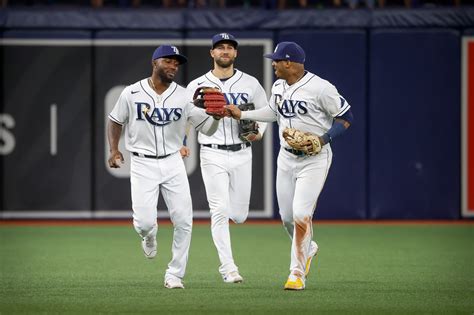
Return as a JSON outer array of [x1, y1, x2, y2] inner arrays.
[[277, 30, 368, 219], [2, 31, 92, 212], [463, 29, 474, 35], [369, 29, 461, 219]]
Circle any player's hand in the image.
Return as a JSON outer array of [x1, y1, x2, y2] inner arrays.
[[180, 146, 190, 158], [108, 150, 124, 168], [246, 132, 262, 142], [226, 105, 241, 120]]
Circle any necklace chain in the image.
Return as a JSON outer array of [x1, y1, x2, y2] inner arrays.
[[149, 77, 156, 91]]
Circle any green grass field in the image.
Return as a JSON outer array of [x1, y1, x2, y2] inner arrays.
[[1, 222, 473, 314]]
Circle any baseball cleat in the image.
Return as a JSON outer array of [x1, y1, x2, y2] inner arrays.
[[164, 277, 185, 289], [305, 241, 319, 277], [223, 271, 243, 283], [141, 235, 157, 259], [284, 274, 305, 290]]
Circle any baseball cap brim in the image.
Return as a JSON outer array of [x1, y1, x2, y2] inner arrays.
[[263, 52, 281, 60], [159, 54, 188, 65], [212, 39, 238, 49]]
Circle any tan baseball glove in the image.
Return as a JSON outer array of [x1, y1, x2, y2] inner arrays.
[[282, 127, 322, 156]]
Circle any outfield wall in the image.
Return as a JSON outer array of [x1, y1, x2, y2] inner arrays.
[[0, 8, 472, 219]]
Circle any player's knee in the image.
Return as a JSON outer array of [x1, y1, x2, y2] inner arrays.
[[293, 212, 312, 226], [132, 208, 157, 237], [230, 211, 248, 224], [171, 212, 192, 231], [210, 208, 229, 222]]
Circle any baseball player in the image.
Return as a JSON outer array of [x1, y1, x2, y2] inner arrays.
[[227, 41, 353, 290], [185, 33, 269, 283], [107, 45, 222, 289]]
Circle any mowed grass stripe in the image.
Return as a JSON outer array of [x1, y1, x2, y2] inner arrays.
[[0, 224, 473, 314]]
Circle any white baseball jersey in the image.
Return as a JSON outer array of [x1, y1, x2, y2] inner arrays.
[[186, 69, 269, 144], [242, 70, 350, 148], [109, 78, 214, 156]]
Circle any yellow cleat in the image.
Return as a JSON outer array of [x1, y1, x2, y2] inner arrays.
[[284, 275, 305, 290], [305, 241, 319, 277]]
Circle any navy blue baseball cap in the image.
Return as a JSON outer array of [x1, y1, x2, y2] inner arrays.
[[152, 45, 187, 64], [264, 42, 306, 64], [212, 33, 238, 49]]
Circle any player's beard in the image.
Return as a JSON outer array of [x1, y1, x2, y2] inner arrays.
[[157, 67, 175, 84], [215, 56, 235, 69]]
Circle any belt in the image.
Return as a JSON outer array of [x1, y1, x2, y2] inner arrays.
[[202, 142, 251, 152], [132, 152, 171, 159], [285, 148, 306, 157]]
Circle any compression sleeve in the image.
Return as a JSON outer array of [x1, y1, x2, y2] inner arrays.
[[321, 108, 354, 144], [240, 105, 277, 122]]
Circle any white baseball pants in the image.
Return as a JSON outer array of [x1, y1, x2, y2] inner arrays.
[[130, 151, 192, 280], [276, 146, 332, 277], [200, 145, 252, 276]]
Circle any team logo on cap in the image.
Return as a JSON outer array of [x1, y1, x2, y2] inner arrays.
[[171, 46, 179, 54], [220, 33, 230, 40]]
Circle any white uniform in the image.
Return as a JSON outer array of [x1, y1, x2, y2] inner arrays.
[[241, 71, 350, 277], [109, 78, 218, 282], [186, 69, 268, 277]]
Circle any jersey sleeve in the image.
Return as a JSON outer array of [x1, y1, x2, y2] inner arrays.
[[250, 80, 270, 135], [319, 84, 351, 118], [108, 88, 130, 125], [186, 101, 210, 130]]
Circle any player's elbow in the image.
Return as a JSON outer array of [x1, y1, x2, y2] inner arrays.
[[200, 119, 220, 136], [338, 108, 354, 128]]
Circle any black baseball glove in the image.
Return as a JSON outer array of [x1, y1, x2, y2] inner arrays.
[[238, 103, 259, 141]]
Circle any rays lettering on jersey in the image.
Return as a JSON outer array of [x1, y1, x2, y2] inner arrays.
[[275, 94, 308, 118], [224, 93, 249, 105], [135, 102, 182, 126]]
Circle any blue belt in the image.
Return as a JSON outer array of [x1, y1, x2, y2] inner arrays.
[[132, 152, 171, 159], [202, 142, 251, 152]]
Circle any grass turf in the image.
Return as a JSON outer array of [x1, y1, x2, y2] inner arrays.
[[0, 223, 473, 314]]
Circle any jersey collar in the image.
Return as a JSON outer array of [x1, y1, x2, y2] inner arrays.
[[142, 78, 176, 98], [207, 69, 241, 90], [283, 71, 311, 90]]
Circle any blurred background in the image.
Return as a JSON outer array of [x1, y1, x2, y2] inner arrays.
[[0, 3, 473, 220]]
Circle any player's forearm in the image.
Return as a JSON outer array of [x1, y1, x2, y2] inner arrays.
[[107, 120, 123, 152], [198, 117, 220, 136], [320, 110, 353, 145], [241, 105, 277, 122]]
